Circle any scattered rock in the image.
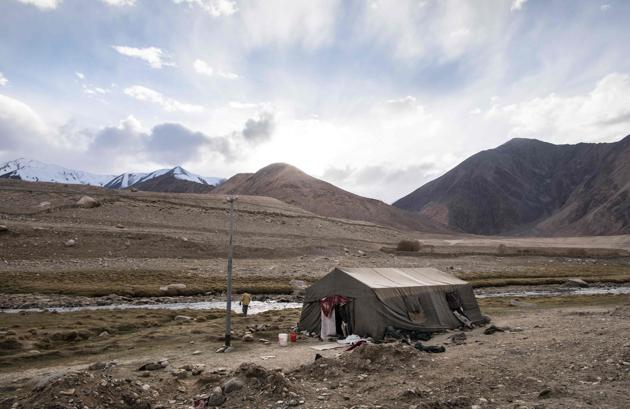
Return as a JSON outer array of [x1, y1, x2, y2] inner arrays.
[[174, 315, 192, 322], [88, 361, 107, 371], [138, 360, 169, 371], [484, 325, 509, 335], [242, 333, 255, 342], [222, 377, 245, 393], [64, 239, 76, 247], [563, 278, 590, 288], [59, 388, 75, 396], [0, 225, 8, 233], [160, 283, 187, 295], [77, 196, 100, 208], [115, 224, 125, 229], [449, 332, 467, 345], [206, 386, 226, 406], [99, 331, 110, 337]]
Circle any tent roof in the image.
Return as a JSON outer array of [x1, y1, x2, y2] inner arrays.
[[336, 267, 467, 289]]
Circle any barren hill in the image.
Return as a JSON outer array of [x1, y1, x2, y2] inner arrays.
[[213, 163, 446, 232], [394, 136, 630, 236]]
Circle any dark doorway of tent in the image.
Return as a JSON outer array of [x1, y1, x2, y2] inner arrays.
[[319, 295, 354, 340]]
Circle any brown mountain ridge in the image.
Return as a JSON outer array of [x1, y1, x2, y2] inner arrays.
[[212, 163, 448, 232], [394, 135, 630, 236]]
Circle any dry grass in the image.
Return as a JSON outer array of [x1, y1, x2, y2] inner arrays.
[[479, 293, 630, 315], [0, 270, 313, 297], [0, 307, 302, 370]]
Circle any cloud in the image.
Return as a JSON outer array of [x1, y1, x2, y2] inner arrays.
[[242, 111, 275, 143], [193, 59, 238, 79], [0, 93, 48, 151], [381, 96, 424, 114], [486, 73, 630, 143], [124, 85, 203, 113], [100, 0, 135, 5], [90, 116, 144, 152], [75, 72, 85, 80], [88, 118, 233, 164], [15, 0, 61, 10], [600, 4, 611, 11], [356, 0, 505, 62], [0, 73, 7, 87], [240, 0, 341, 49], [322, 162, 442, 202], [172, 0, 237, 16], [510, 0, 527, 11], [112, 46, 175, 69]]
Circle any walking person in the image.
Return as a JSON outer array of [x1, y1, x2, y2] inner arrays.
[[240, 292, 251, 316]]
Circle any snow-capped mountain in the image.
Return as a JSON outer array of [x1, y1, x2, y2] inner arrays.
[[104, 172, 150, 189], [0, 158, 114, 186], [0, 158, 224, 191]]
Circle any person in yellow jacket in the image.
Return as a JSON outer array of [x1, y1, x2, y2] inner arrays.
[[239, 292, 251, 316]]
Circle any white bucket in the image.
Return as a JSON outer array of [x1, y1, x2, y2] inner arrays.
[[278, 333, 288, 346]]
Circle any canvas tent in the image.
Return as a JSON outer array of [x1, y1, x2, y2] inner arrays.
[[298, 267, 484, 340]]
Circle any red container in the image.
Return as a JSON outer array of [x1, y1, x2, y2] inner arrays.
[[290, 331, 297, 342]]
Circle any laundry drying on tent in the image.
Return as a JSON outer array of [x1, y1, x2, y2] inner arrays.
[[298, 267, 485, 340]]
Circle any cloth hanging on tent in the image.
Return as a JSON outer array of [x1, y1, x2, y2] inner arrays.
[[320, 310, 337, 338], [320, 295, 349, 317]]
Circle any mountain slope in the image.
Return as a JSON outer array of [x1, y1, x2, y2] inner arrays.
[[0, 158, 113, 186], [213, 163, 447, 232], [393, 136, 630, 236], [131, 167, 218, 193]]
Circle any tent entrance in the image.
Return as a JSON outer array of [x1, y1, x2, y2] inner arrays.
[[320, 295, 353, 339]]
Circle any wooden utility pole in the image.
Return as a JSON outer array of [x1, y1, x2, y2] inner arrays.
[[224, 196, 237, 347]]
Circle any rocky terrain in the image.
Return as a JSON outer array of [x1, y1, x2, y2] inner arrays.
[[1, 178, 629, 408], [394, 136, 630, 236]]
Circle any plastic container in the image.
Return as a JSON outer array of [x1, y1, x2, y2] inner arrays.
[[278, 333, 288, 346], [290, 331, 297, 342]]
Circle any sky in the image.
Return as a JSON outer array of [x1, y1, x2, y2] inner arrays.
[[1, 0, 630, 203]]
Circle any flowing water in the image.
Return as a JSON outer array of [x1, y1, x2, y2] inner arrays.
[[475, 286, 630, 298], [3, 287, 629, 314], [1, 300, 303, 314]]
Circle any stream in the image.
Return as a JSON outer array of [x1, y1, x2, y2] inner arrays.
[[1, 286, 628, 314]]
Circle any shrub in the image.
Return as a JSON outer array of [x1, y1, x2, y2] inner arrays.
[[396, 239, 421, 252]]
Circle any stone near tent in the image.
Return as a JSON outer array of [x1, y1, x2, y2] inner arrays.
[[222, 377, 244, 393], [206, 386, 226, 406], [37, 201, 51, 211], [160, 283, 187, 295], [563, 278, 590, 288], [77, 195, 100, 208]]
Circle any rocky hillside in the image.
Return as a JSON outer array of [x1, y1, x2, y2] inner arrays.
[[394, 136, 630, 236], [213, 163, 447, 232]]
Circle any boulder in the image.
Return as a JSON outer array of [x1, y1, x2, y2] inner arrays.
[[0, 225, 8, 233], [222, 377, 245, 393], [563, 278, 590, 288], [77, 196, 100, 208], [64, 239, 76, 247], [160, 283, 187, 295], [206, 386, 226, 406]]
